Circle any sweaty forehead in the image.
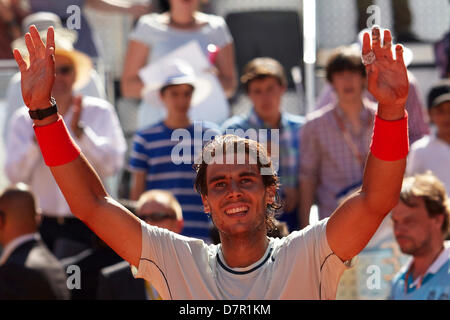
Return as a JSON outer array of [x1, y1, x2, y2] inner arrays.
[[206, 162, 261, 181]]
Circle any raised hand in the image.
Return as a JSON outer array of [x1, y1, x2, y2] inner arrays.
[[13, 26, 55, 110], [362, 26, 409, 120]]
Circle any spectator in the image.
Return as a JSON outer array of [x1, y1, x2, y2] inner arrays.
[[5, 25, 126, 259], [3, 12, 107, 141], [97, 190, 184, 300], [434, 30, 450, 79], [0, 184, 70, 300], [335, 213, 408, 300], [406, 80, 450, 192], [299, 45, 376, 226], [59, 233, 123, 300], [390, 172, 450, 299], [26, 0, 151, 58], [121, 0, 236, 127], [315, 29, 429, 145], [128, 59, 219, 242], [0, 0, 27, 59], [221, 57, 304, 231]]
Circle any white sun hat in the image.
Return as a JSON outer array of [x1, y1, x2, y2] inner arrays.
[[157, 58, 196, 89], [140, 58, 211, 109]]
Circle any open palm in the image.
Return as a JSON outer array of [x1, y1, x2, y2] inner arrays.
[[13, 26, 55, 110], [362, 27, 409, 108]]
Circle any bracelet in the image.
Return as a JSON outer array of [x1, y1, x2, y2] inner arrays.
[[34, 115, 81, 166], [370, 111, 409, 161]]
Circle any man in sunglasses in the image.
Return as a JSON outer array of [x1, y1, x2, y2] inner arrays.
[[97, 190, 184, 300], [5, 24, 126, 260]]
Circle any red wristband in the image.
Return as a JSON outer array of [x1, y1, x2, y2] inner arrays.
[[370, 111, 409, 161], [34, 115, 81, 166]]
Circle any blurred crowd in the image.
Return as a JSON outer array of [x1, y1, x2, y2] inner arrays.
[[0, 0, 449, 300]]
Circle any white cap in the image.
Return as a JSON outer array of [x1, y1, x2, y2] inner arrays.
[[141, 59, 204, 109], [159, 59, 196, 89]]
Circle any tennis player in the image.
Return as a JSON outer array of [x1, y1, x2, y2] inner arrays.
[[13, 25, 409, 299]]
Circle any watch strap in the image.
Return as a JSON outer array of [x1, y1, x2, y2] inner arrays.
[[29, 98, 58, 120]]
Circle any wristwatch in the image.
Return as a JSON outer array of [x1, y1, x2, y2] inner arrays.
[[29, 97, 58, 120]]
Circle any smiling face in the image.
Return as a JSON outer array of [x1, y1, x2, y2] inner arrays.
[[201, 158, 275, 239]]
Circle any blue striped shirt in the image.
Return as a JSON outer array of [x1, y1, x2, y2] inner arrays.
[[129, 121, 220, 241]]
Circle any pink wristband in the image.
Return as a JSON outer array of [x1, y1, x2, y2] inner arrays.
[[34, 115, 81, 166], [370, 111, 409, 161]]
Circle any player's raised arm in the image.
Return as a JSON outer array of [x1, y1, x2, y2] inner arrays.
[[326, 26, 409, 261], [13, 26, 142, 267]]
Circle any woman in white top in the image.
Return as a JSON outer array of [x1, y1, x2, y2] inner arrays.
[[121, 0, 237, 127]]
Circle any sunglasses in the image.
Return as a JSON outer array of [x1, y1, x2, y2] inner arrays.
[[140, 212, 177, 222], [56, 65, 74, 75]]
